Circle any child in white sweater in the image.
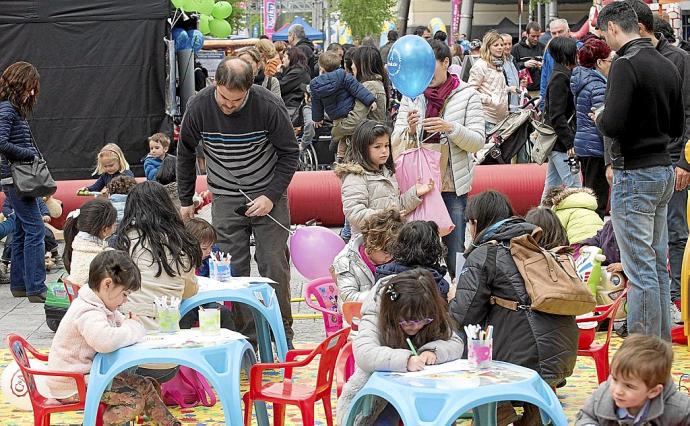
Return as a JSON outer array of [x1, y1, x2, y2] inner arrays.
[[47, 250, 181, 425]]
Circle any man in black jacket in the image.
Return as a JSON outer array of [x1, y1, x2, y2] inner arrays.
[[288, 24, 317, 77], [594, 1, 684, 340], [511, 21, 545, 94], [627, 1, 690, 325]]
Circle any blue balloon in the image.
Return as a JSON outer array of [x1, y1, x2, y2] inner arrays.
[[387, 35, 436, 99], [188, 29, 205, 53], [172, 27, 190, 51]]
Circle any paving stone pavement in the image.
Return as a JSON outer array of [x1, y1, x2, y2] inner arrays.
[[0, 242, 327, 349]]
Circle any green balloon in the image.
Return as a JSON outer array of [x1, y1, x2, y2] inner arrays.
[[197, 0, 214, 15], [199, 14, 212, 35], [171, 0, 185, 9], [209, 18, 232, 38], [212, 1, 233, 19], [181, 0, 197, 12]]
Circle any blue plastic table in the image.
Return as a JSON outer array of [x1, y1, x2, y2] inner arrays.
[[343, 360, 567, 426], [180, 277, 289, 363], [82, 329, 269, 426]]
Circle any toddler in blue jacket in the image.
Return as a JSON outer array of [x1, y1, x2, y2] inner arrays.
[[143, 132, 171, 181], [310, 52, 377, 158]]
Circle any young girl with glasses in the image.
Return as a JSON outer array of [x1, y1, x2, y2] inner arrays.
[[335, 120, 434, 236], [337, 268, 463, 425]]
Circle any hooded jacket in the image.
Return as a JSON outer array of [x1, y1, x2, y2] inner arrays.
[[449, 218, 579, 384], [552, 187, 604, 244], [571, 66, 606, 158], [310, 68, 376, 122], [337, 282, 464, 426], [332, 234, 375, 308], [375, 261, 450, 300], [511, 39, 545, 91], [576, 377, 690, 425], [335, 163, 421, 236]]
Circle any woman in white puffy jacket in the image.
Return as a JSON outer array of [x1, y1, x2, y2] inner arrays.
[[468, 30, 514, 129], [391, 39, 485, 278]]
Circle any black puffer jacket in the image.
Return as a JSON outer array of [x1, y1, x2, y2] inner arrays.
[[449, 217, 579, 385]]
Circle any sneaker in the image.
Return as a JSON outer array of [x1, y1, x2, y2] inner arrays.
[[670, 302, 683, 324], [0, 262, 9, 275], [614, 321, 628, 338], [51, 251, 64, 270], [0, 267, 9, 285]]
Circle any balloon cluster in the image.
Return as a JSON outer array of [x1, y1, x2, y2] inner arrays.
[[172, 28, 206, 52], [171, 0, 235, 39]]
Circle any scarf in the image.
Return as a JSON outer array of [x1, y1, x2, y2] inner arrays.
[[423, 73, 460, 143]]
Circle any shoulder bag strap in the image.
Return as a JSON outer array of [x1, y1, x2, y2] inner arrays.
[[26, 126, 44, 160]]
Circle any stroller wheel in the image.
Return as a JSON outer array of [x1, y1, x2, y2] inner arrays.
[[298, 143, 318, 171]]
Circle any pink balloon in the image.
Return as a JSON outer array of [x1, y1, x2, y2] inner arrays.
[[289, 226, 346, 280]]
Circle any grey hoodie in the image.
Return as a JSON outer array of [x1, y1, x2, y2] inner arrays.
[[576, 377, 690, 425]]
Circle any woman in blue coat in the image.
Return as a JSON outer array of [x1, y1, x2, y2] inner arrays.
[[570, 39, 614, 219]]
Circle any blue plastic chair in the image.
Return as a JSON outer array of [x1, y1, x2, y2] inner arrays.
[[82, 338, 269, 426], [180, 282, 288, 363], [343, 360, 567, 426]]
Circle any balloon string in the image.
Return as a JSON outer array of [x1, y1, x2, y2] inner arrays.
[[238, 190, 295, 235]]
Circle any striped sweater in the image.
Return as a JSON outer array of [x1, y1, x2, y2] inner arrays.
[[177, 85, 299, 206]]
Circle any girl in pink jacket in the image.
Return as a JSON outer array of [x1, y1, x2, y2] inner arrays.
[[46, 250, 181, 426]]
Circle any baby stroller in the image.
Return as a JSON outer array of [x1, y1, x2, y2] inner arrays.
[[476, 96, 540, 165], [293, 93, 335, 171]]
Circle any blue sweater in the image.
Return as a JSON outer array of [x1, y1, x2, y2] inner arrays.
[[87, 169, 134, 192], [144, 155, 163, 181], [0, 101, 39, 180], [310, 68, 376, 122], [570, 66, 606, 158]]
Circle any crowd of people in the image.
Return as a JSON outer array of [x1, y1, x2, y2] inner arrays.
[[2, 0, 690, 423]]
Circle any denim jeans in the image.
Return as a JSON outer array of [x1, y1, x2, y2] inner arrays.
[[341, 219, 352, 240], [5, 188, 46, 296], [541, 150, 582, 202], [667, 185, 688, 302], [442, 192, 467, 279], [610, 166, 674, 340]]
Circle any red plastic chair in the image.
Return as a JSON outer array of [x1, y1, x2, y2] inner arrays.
[[242, 327, 350, 426], [341, 301, 362, 331], [6, 334, 104, 426], [334, 340, 354, 398], [576, 287, 629, 385], [303, 277, 342, 336]]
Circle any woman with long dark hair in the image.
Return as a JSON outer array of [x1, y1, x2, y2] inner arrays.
[[0, 61, 47, 302], [276, 47, 311, 119], [331, 46, 391, 144], [541, 36, 582, 201]]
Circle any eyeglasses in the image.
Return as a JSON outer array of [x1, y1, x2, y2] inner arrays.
[[399, 318, 434, 328]]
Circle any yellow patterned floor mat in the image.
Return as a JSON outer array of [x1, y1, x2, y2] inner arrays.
[[0, 336, 688, 425]]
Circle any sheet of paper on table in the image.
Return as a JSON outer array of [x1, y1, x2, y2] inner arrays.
[[133, 328, 248, 349], [397, 359, 473, 377], [197, 276, 277, 292]]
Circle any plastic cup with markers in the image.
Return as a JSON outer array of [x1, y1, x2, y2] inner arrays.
[[465, 324, 493, 369], [198, 307, 221, 335], [209, 252, 233, 282], [155, 296, 181, 333]]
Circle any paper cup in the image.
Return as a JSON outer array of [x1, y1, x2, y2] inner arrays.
[[468, 339, 492, 369], [199, 308, 221, 335]]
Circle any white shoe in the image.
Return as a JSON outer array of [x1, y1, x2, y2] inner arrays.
[[670, 303, 683, 324]]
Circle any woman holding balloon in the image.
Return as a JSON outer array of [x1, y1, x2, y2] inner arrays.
[[467, 31, 513, 131], [391, 38, 485, 278]]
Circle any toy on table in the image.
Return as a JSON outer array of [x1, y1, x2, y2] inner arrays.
[[154, 296, 181, 333], [76, 189, 102, 197], [209, 252, 233, 282], [465, 324, 493, 369]]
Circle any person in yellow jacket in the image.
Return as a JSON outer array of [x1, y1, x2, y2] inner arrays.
[[545, 186, 604, 244]]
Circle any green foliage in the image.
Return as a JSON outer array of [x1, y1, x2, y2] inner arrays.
[[336, 0, 396, 39]]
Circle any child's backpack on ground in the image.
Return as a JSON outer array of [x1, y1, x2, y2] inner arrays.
[[161, 366, 216, 408], [490, 228, 596, 316]]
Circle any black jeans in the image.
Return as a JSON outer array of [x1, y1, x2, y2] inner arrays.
[[580, 156, 609, 219]]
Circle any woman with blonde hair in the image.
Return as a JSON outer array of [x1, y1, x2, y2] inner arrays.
[[468, 30, 513, 130], [256, 39, 282, 77]]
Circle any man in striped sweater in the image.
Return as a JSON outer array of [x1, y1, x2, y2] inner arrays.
[[177, 57, 299, 344]]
